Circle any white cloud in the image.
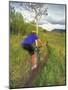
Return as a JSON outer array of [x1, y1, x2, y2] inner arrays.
[[39, 23, 54, 31], [39, 23, 65, 31], [11, 2, 65, 31]]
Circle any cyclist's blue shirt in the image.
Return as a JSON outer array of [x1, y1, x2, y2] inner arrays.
[[21, 33, 38, 45]]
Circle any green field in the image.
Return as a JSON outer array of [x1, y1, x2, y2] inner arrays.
[[9, 2, 66, 88], [10, 31, 66, 88]]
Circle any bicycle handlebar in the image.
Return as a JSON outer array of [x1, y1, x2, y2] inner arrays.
[[34, 43, 47, 48], [34, 46, 42, 48]]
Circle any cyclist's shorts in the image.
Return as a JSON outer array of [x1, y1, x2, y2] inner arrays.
[[22, 44, 34, 55]]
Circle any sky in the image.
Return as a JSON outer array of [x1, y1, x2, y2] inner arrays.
[[39, 4, 65, 31], [10, 2, 66, 31]]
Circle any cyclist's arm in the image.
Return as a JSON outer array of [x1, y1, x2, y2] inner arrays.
[[34, 39, 42, 47], [37, 39, 48, 46], [37, 39, 43, 46]]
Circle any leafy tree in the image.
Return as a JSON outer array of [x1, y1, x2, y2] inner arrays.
[[9, 4, 26, 35]]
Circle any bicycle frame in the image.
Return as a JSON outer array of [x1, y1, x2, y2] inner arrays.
[[34, 45, 47, 66], [34, 46, 41, 65]]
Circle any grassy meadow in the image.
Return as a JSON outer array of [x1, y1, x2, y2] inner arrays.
[[10, 30, 66, 88], [9, 4, 66, 88]]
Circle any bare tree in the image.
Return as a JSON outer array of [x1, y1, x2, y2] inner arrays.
[[19, 2, 48, 33]]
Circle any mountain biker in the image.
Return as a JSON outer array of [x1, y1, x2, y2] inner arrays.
[[21, 31, 42, 70]]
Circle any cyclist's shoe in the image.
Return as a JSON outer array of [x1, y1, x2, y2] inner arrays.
[[31, 64, 37, 70]]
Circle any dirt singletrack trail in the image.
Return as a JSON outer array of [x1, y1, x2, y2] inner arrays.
[[24, 53, 49, 87]]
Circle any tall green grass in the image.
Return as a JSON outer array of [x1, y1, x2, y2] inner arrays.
[[32, 46, 65, 86], [32, 32, 65, 86], [10, 34, 31, 88], [10, 31, 66, 88]]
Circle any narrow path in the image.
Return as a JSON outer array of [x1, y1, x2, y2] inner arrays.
[[24, 53, 48, 87]]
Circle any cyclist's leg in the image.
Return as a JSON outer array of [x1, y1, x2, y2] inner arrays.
[[29, 45, 37, 70], [31, 53, 37, 70], [22, 44, 37, 70]]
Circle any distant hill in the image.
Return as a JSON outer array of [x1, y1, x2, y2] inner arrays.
[[52, 29, 66, 32]]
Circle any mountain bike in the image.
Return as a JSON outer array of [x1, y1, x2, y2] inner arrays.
[[24, 44, 48, 87]]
